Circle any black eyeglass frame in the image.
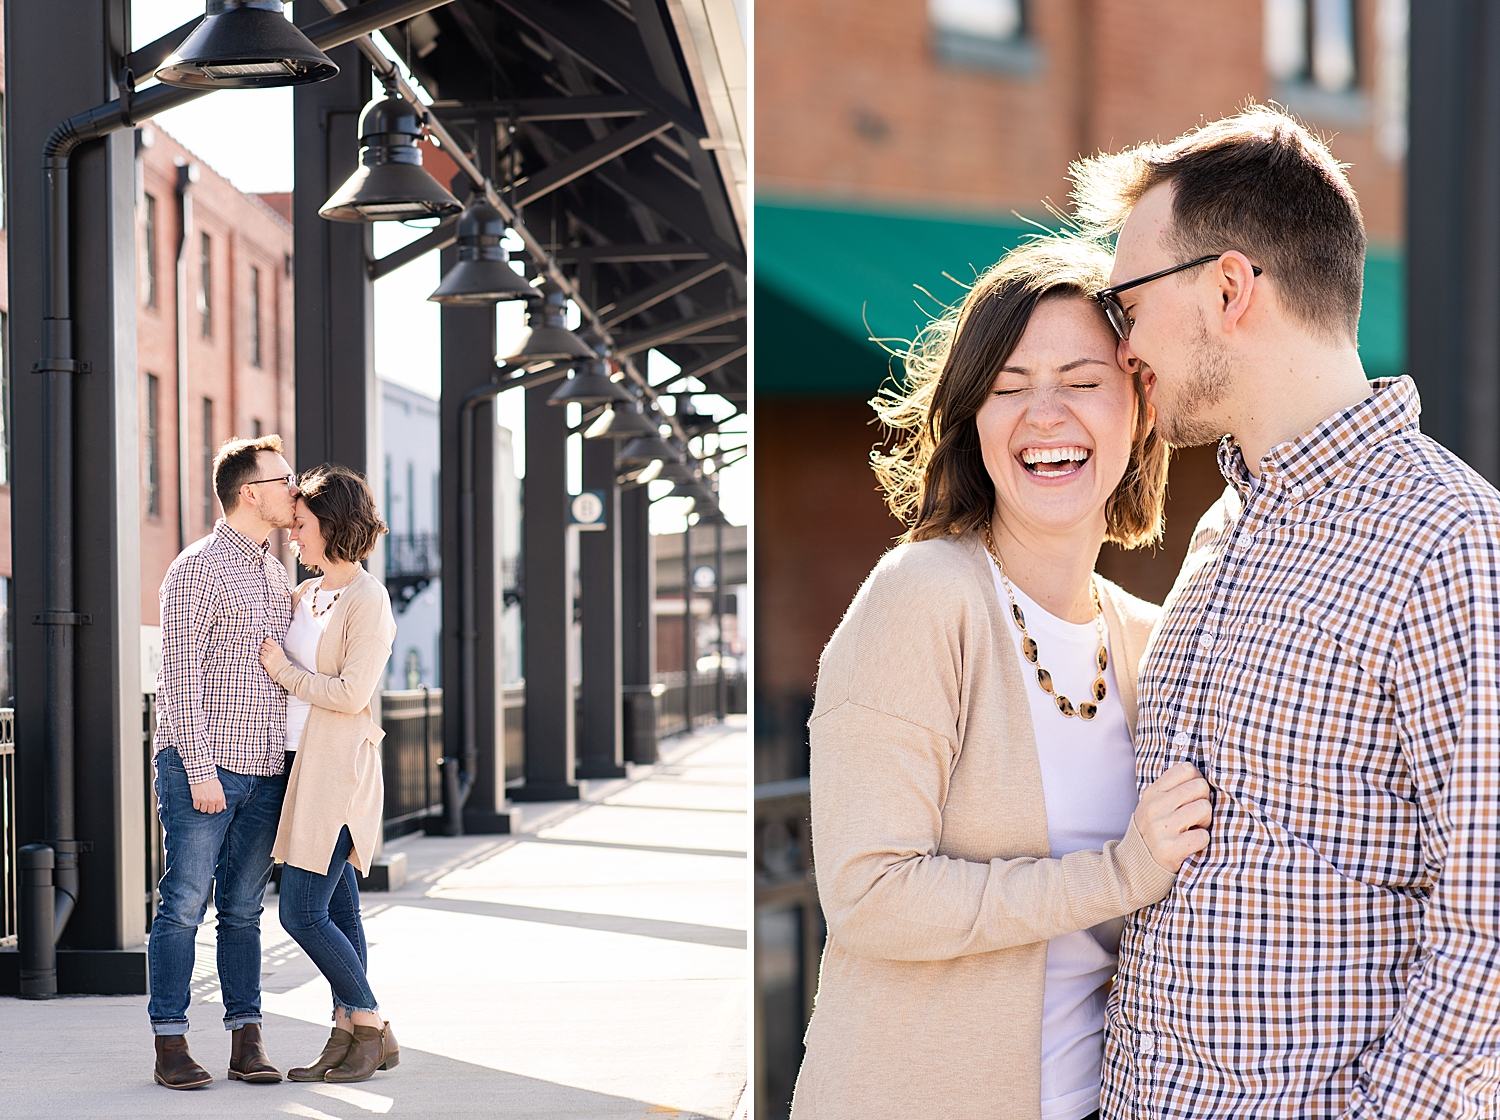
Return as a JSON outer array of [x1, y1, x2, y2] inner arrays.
[[1094, 253, 1263, 341], [245, 473, 297, 488]]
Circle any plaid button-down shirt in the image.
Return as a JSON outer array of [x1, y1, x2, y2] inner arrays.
[[152, 520, 293, 784], [1101, 377, 1500, 1119]]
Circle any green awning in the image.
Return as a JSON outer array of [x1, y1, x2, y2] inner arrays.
[[756, 196, 1405, 395]]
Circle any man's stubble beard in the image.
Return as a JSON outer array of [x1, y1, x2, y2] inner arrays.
[[1154, 311, 1235, 448]]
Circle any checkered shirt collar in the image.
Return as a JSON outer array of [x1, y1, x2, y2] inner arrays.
[[213, 518, 272, 563], [1216, 375, 1421, 500]]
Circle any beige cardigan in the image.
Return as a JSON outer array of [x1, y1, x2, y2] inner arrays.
[[791, 533, 1174, 1120], [265, 568, 396, 875]]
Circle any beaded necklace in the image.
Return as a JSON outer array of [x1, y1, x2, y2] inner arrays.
[[982, 523, 1108, 720], [310, 578, 344, 619]]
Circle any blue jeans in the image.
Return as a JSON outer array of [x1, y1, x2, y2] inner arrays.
[[279, 826, 379, 1016], [147, 746, 286, 1034]]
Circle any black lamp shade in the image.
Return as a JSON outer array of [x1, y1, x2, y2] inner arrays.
[[155, 1, 339, 89], [615, 433, 679, 465], [499, 286, 596, 368], [656, 457, 700, 483], [429, 201, 536, 304], [547, 361, 636, 406], [583, 402, 663, 440], [320, 94, 462, 222]]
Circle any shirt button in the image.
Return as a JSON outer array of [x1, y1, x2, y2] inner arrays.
[[1290, 483, 1305, 498], [1198, 632, 1215, 650], [1172, 731, 1191, 748], [1142, 933, 1157, 955], [1139, 1032, 1155, 1056]]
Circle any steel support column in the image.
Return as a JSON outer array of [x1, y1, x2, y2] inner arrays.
[[1409, 0, 1500, 478], [292, 27, 375, 478], [577, 439, 626, 778], [682, 522, 694, 730], [2, 0, 146, 994], [620, 485, 657, 764], [437, 242, 517, 833], [513, 384, 580, 800]]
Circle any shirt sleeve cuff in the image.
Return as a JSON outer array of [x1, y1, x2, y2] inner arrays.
[[181, 754, 218, 785], [1116, 814, 1178, 908]]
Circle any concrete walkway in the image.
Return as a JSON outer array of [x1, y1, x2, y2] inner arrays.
[[0, 719, 748, 1120]]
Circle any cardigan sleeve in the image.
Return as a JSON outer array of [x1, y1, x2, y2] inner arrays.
[[808, 543, 1176, 962], [270, 585, 395, 715]]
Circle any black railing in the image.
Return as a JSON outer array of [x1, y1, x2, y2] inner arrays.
[[754, 778, 823, 1120], [0, 710, 15, 948], [380, 687, 444, 839], [385, 532, 441, 578], [654, 670, 746, 738]]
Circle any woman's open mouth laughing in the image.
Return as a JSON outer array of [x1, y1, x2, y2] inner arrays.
[[1019, 445, 1093, 479]]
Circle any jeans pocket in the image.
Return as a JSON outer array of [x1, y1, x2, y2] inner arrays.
[[162, 746, 187, 775]]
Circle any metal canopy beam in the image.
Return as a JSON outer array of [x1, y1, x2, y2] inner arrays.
[[550, 242, 710, 263], [654, 343, 746, 386], [512, 113, 673, 209], [489, 0, 706, 137], [615, 305, 746, 355], [368, 216, 460, 280], [432, 95, 649, 122], [598, 259, 726, 326]]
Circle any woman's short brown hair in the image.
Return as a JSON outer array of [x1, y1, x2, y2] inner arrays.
[[872, 236, 1169, 548], [296, 464, 388, 565]]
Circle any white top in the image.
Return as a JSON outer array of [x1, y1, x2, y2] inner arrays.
[[283, 581, 340, 753], [991, 563, 1138, 1120]]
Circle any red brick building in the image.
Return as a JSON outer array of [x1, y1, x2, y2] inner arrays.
[[134, 124, 297, 628], [755, 0, 1410, 780]]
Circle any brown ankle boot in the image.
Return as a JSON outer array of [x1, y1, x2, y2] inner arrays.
[[154, 1034, 212, 1090], [287, 1027, 354, 1082], [379, 1021, 400, 1071], [325, 1023, 395, 1083], [228, 1022, 283, 1083]]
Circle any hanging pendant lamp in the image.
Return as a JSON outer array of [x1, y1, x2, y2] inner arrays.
[[656, 455, 701, 483], [429, 200, 537, 304], [155, 0, 339, 89], [616, 432, 680, 466], [547, 358, 636, 406], [582, 400, 663, 440], [499, 284, 596, 369], [319, 87, 463, 222]]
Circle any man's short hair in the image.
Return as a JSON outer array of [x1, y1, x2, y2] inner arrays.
[[213, 434, 285, 515], [1069, 103, 1366, 343], [295, 463, 387, 564]]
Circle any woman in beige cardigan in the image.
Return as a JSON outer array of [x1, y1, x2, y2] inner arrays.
[[792, 239, 1212, 1120], [258, 464, 398, 1085]]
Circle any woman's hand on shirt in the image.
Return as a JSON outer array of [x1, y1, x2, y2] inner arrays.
[[1134, 760, 1212, 872], [259, 637, 286, 677]]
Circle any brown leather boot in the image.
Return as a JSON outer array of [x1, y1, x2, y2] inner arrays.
[[379, 1021, 400, 1071], [228, 1022, 283, 1083], [287, 1027, 354, 1082], [154, 1034, 212, 1090], [325, 1022, 398, 1083]]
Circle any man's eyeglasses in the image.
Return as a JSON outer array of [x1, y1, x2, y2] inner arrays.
[[1094, 253, 1263, 341], [246, 473, 296, 489]]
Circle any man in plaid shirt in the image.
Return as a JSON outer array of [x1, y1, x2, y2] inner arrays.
[[147, 435, 297, 1090], [1072, 107, 1500, 1117]]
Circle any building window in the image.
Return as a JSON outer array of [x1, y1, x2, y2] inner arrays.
[[0, 93, 7, 231], [1266, 0, 1358, 93], [929, 0, 1038, 76], [142, 194, 158, 308], [0, 311, 9, 488], [146, 374, 160, 517], [249, 264, 262, 367], [199, 232, 212, 338], [202, 397, 214, 527], [251, 418, 262, 439]]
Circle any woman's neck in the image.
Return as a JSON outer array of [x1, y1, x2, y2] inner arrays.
[[318, 561, 360, 591], [988, 514, 1103, 624]]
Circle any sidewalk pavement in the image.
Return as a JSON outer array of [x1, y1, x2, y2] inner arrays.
[[0, 718, 749, 1120]]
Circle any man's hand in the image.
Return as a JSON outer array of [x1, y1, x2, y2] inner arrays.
[[190, 776, 227, 814], [1135, 760, 1212, 872]]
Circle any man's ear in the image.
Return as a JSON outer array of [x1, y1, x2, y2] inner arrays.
[[1216, 251, 1258, 333]]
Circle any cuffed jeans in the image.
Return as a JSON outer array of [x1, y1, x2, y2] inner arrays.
[[279, 826, 379, 1016], [147, 746, 286, 1035]]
